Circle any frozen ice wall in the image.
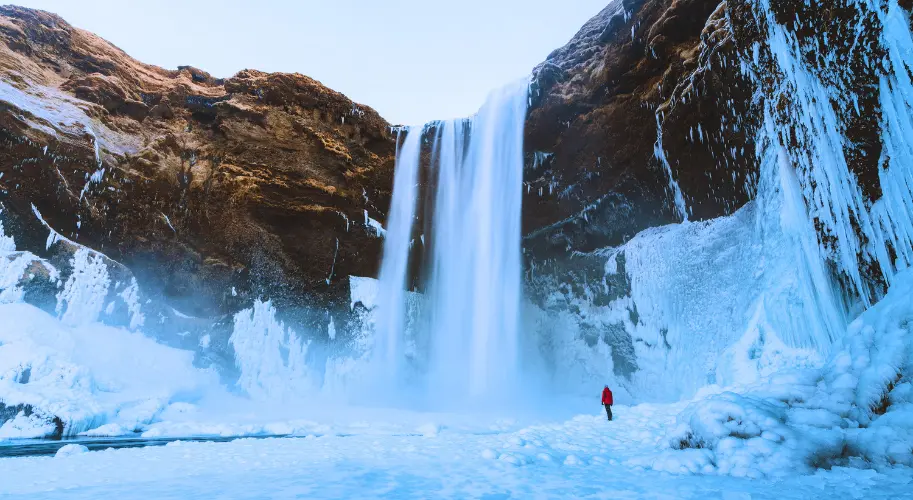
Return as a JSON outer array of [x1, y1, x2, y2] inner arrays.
[[229, 300, 316, 401], [531, 195, 837, 402], [747, 0, 913, 301]]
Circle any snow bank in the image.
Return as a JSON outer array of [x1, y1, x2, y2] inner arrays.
[[0, 302, 221, 439], [54, 444, 89, 457], [658, 270, 913, 477]]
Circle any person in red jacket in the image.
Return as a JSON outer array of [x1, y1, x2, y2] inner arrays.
[[601, 385, 614, 421]]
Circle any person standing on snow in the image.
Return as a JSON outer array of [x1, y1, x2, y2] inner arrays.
[[601, 385, 614, 421]]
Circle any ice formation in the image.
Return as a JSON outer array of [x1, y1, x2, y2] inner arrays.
[[229, 300, 315, 401], [0, 302, 220, 439], [55, 247, 110, 326]]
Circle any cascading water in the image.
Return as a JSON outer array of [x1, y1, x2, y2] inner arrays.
[[426, 80, 529, 401], [374, 127, 422, 387], [375, 80, 529, 403], [654, 112, 690, 222]]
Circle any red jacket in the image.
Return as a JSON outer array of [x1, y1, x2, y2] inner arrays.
[[601, 387, 613, 405]]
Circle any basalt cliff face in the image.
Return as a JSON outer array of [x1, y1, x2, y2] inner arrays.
[[0, 6, 396, 340], [524, 0, 913, 297], [525, 0, 763, 266]]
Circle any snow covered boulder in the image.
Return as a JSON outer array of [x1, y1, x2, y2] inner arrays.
[[667, 391, 842, 477], [55, 444, 89, 457], [0, 404, 64, 439]]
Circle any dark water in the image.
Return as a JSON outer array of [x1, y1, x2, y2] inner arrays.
[[0, 434, 288, 458], [0, 431, 431, 458]]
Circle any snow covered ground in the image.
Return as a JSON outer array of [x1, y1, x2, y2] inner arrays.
[[2, 403, 911, 499]]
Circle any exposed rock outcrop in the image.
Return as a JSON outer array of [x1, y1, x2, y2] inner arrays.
[[522, 0, 913, 383], [524, 0, 758, 260], [0, 6, 396, 336]]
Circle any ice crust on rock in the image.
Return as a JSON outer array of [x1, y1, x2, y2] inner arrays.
[[661, 270, 913, 477]]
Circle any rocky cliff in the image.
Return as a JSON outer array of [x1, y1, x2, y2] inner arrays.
[[522, 0, 913, 382], [524, 0, 912, 293], [0, 5, 396, 338], [525, 0, 759, 261]]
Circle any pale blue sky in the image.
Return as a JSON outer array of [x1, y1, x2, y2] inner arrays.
[[13, 0, 608, 125]]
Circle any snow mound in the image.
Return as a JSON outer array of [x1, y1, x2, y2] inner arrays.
[[79, 423, 136, 437], [55, 444, 89, 458], [660, 270, 913, 477], [416, 423, 441, 437], [0, 302, 222, 438]]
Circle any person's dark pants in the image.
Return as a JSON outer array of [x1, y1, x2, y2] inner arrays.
[[604, 404, 613, 421]]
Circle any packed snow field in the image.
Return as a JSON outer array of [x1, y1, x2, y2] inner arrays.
[[2, 404, 911, 499]]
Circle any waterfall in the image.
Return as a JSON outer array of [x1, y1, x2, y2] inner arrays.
[[654, 112, 690, 222], [427, 80, 529, 400], [374, 127, 422, 386], [375, 80, 529, 402]]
